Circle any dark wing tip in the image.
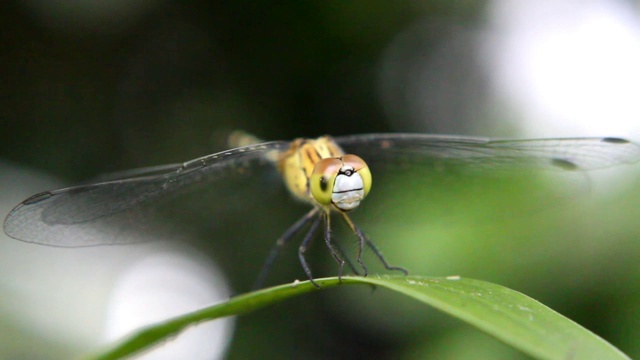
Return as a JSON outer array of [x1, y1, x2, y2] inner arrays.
[[551, 158, 579, 171], [21, 191, 54, 205], [601, 137, 630, 144]]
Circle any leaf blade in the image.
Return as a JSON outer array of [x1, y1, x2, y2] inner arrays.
[[89, 276, 630, 360]]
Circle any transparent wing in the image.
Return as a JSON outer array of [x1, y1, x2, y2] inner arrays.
[[6, 133, 640, 249], [329, 134, 640, 262], [335, 134, 640, 171], [4, 141, 290, 246]]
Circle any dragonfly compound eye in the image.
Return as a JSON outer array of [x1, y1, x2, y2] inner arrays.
[[310, 158, 343, 205], [342, 155, 372, 198], [311, 155, 372, 211], [331, 155, 372, 211]]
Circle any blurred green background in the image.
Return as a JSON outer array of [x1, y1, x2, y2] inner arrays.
[[1, 1, 639, 359]]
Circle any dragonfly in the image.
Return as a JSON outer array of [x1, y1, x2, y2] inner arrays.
[[4, 133, 640, 288]]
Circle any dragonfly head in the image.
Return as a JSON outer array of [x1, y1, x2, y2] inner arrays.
[[310, 155, 372, 212]]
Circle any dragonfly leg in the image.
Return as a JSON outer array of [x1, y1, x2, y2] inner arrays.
[[342, 213, 409, 276], [340, 212, 368, 277], [332, 238, 362, 276], [298, 212, 361, 288], [323, 211, 346, 282], [252, 207, 319, 290], [298, 215, 322, 288], [365, 238, 408, 275]]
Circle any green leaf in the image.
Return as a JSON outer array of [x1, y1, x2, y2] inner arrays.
[[90, 276, 630, 360]]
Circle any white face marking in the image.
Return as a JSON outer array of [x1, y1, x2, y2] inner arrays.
[[331, 166, 365, 211]]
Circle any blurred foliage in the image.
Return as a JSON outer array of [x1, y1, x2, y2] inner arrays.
[[1, 1, 639, 359]]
